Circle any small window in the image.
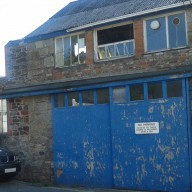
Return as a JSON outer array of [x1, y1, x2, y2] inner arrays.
[[97, 88, 109, 104], [167, 80, 182, 98], [146, 17, 167, 52], [148, 82, 162, 99], [130, 84, 144, 101], [113, 87, 126, 103], [68, 92, 79, 107], [168, 13, 187, 49], [54, 94, 65, 108], [0, 99, 7, 133], [145, 12, 187, 52], [97, 23, 135, 60], [55, 33, 86, 67], [82, 90, 94, 106]]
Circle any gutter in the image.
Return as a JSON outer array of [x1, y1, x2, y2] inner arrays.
[[67, 1, 191, 32]]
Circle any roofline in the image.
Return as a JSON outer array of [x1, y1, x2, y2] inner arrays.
[[67, 1, 191, 32]]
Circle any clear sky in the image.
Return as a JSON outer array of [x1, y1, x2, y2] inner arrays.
[[0, 0, 74, 76]]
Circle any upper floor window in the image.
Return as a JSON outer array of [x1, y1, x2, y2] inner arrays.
[[95, 23, 135, 61], [145, 12, 187, 52], [0, 99, 7, 133], [55, 34, 86, 67]]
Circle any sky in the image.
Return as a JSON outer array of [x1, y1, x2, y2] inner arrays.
[[0, 0, 74, 76]]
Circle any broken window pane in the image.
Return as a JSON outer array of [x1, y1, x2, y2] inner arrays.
[[97, 24, 134, 60], [113, 87, 126, 103], [78, 34, 86, 64], [55, 33, 86, 67], [71, 35, 78, 65]]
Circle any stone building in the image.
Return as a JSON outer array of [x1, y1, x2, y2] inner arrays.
[[0, 0, 192, 191]]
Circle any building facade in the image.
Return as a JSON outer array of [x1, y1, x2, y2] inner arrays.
[[0, 0, 192, 191]]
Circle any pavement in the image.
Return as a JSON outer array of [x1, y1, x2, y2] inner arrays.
[[0, 180, 148, 192]]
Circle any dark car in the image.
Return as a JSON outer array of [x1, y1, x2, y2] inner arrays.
[[0, 146, 21, 179]]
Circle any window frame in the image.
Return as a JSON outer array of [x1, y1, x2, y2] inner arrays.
[[144, 11, 188, 53], [0, 99, 7, 134], [94, 21, 135, 61], [55, 32, 86, 68]]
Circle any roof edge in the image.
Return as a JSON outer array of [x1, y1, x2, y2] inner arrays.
[[67, 1, 191, 32], [1, 65, 192, 98]]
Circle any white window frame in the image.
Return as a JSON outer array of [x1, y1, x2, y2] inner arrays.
[[143, 11, 188, 53], [0, 99, 7, 134], [55, 32, 86, 68], [94, 22, 135, 61]]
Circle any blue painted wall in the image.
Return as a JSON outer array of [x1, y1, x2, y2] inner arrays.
[[168, 13, 187, 48], [146, 17, 167, 52], [146, 12, 187, 52]]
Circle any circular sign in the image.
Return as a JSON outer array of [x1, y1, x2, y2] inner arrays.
[[173, 17, 180, 25], [150, 20, 160, 30]]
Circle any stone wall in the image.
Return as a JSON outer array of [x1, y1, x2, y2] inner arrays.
[[4, 41, 192, 88], [2, 95, 53, 183]]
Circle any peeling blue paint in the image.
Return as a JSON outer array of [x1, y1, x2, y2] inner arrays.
[[52, 78, 191, 192], [111, 97, 190, 191], [52, 105, 113, 188]]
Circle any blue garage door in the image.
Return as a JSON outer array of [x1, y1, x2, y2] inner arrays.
[[111, 79, 190, 192], [52, 89, 113, 188], [52, 78, 191, 191]]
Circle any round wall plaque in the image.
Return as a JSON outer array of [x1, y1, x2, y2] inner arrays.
[[150, 20, 160, 30], [173, 17, 180, 25]]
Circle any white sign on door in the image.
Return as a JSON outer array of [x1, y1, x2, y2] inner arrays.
[[135, 122, 159, 134]]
